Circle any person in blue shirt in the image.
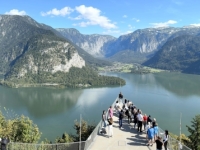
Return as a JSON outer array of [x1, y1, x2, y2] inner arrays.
[[154, 123, 159, 142], [147, 126, 154, 146]]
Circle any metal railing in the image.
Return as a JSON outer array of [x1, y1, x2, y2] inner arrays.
[[7, 141, 85, 150], [158, 126, 191, 150], [84, 97, 118, 150]]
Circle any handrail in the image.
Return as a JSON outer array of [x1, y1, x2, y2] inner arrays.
[[84, 97, 118, 150], [8, 141, 86, 150]]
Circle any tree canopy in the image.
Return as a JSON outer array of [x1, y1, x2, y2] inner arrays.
[[186, 114, 200, 150]]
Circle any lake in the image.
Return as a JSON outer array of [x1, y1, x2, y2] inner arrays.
[[0, 72, 200, 141]]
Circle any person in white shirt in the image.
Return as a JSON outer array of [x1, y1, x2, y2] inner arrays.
[[115, 101, 121, 115], [145, 122, 151, 140], [163, 130, 169, 150], [137, 110, 143, 132]]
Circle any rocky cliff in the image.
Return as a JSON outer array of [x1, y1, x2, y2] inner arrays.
[[0, 15, 124, 87], [56, 28, 116, 57]]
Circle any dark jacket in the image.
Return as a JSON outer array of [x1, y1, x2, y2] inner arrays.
[[1, 138, 9, 150], [147, 116, 152, 123], [119, 93, 123, 99]]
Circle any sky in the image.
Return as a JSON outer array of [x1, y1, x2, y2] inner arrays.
[[1, 0, 200, 37]]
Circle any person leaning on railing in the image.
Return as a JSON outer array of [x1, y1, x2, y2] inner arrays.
[[163, 130, 169, 150], [102, 110, 107, 129]]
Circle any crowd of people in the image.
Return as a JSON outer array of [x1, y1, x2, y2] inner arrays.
[[101, 92, 169, 150]]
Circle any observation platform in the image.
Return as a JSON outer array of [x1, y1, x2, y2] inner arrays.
[[88, 113, 156, 150]]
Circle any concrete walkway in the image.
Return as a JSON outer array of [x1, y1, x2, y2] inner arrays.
[[89, 113, 156, 150]]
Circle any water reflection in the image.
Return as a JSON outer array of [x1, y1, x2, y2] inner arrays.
[[0, 72, 200, 140], [0, 87, 83, 117], [117, 72, 200, 97], [154, 72, 200, 97]]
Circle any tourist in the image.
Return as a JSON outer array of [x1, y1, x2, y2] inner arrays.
[[152, 118, 156, 127], [128, 100, 132, 109], [147, 115, 152, 124], [133, 110, 138, 128], [1, 137, 9, 150], [147, 126, 154, 146], [108, 117, 113, 137], [125, 109, 132, 124], [124, 99, 127, 104], [154, 123, 159, 142], [108, 106, 113, 119], [145, 122, 151, 140], [143, 114, 148, 131], [137, 110, 143, 132], [163, 130, 169, 150], [119, 110, 123, 129], [155, 136, 163, 150], [118, 92, 123, 104], [124, 101, 129, 110], [102, 110, 107, 129], [115, 101, 121, 115]]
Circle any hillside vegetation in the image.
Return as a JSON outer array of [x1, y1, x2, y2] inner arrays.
[[143, 35, 200, 74]]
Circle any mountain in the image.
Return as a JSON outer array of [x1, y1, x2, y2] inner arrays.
[[107, 50, 151, 64], [0, 15, 124, 87], [143, 35, 200, 74], [56, 28, 116, 57], [57, 27, 200, 64]]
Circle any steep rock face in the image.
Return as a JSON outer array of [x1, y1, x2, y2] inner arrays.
[[56, 28, 116, 57], [0, 15, 85, 80], [0, 15, 53, 73], [143, 35, 200, 73], [8, 35, 85, 79], [105, 27, 200, 57]]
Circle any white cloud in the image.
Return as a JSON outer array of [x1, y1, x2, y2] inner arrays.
[[150, 20, 177, 28], [128, 24, 135, 30], [75, 5, 117, 29], [102, 30, 121, 35], [123, 15, 127, 18], [132, 18, 140, 22], [41, 7, 73, 17], [5, 9, 27, 15], [190, 23, 200, 27], [68, 16, 82, 20]]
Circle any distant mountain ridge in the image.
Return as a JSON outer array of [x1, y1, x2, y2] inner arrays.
[[143, 35, 200, 74], [56, 28, 116, 57], [57, 27, 200, 64]]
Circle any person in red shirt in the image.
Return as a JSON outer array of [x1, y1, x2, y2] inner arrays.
[[143, 114, 148, 131]]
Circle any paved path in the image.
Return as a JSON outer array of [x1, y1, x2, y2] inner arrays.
[[89, 113, 156, 150]]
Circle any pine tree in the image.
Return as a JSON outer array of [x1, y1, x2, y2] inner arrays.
[[186, 114, 200, 150]]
